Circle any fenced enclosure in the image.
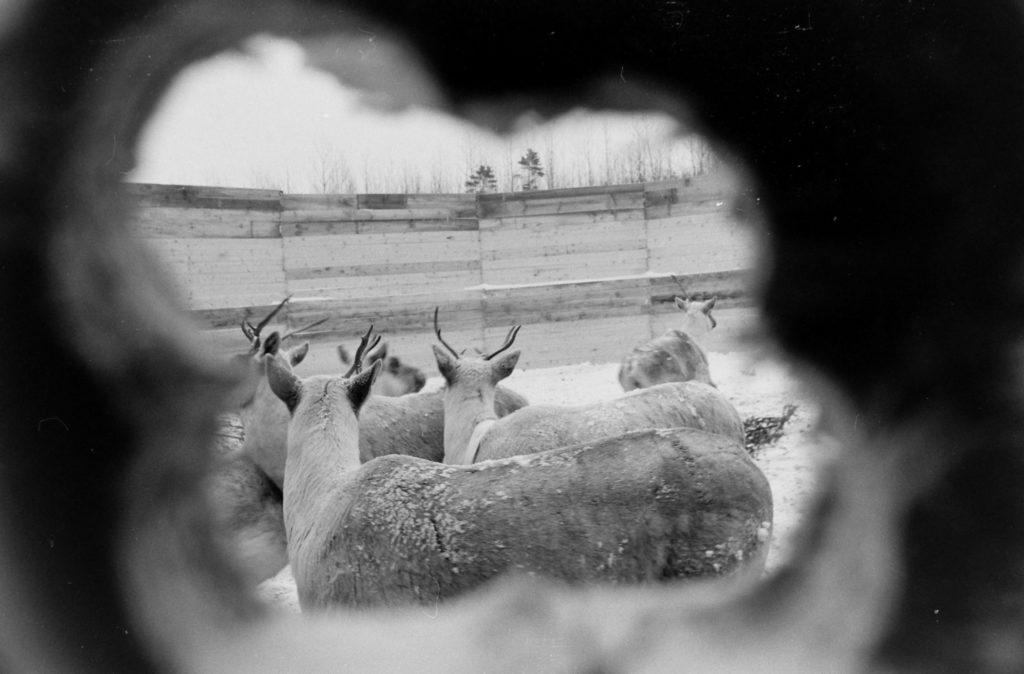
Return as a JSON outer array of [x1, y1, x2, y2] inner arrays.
[[129, 175, 760, 372]]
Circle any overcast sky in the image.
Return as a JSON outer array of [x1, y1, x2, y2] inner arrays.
[[129, 35, 702, 194]]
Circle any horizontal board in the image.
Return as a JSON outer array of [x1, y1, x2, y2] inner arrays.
[[286, 259, 481, 281], [280, 208, 468, 223], [357, 193, 409, 209], [643, 175, 734, 208], [478, 209, 644, 231], [283, 230, 479, 250], [481, 236, 646, 263], [406, 194, 477, 217], [124, 183, 283, 211], [131, 206, 282, 238], [284, 247, 480, 272], [482, 250, 648, 275], [482, 275, 652, 296], [647, 270, 752, 301], [279, 194, 359, 210], [285, 275, 480, 298], [478, 187, 645, 218], [650, 250, 756, 275]]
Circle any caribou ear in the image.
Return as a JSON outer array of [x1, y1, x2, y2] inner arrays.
[[348, 360, 381, 413], [491, 349, 520, 383], [674, 296, 689, 311], [266, 354, 302, 413], [289, 341, 309, 366], [704, 296, 717, 312], [262, 331, 282, 356], [432, 344, 457, 383]]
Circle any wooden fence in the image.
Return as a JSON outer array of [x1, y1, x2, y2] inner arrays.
[[128, 176, 759, 372]]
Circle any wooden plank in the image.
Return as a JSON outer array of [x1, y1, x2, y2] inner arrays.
[[279, 218, 478, 237], [130, 206, 282, 238], [480, 218, 644, 243], [280, 208, 467, 223], [124, 183, 283, 210], [478, 209, 644, 232], [280, 194, 359, 210], [286, 259, 480, 281], [643, 175, 734, 208], [478, 190, 645, 218], [481, 224, 644, 252], [647, 270, 752, 303], [285, 276, 479, 299], [482, 276, 651, 301], [357, 193, 409, 209], [406, 194, 477, 217], [482, 237, 645, 262], [283, 240, 480, 269], [283, 230, 479, 251], [482, 249, 648, 273]]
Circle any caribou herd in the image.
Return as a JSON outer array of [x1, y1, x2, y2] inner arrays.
[[213, 294, 769, 611]]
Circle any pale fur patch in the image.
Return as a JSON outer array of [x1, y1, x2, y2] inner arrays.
[[456, 419, 496, 464]]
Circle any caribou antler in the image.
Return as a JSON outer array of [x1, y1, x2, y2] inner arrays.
[[343, 325, 382, 378], [433, 307, 461, 358], [483, 324, 521, 361], [241, 296, 292, 350], [280, 317, 328, 342], [668, 274, 689, 301]]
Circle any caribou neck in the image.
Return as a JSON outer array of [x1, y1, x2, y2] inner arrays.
[[282, 379, 361, 546], [442, 386, 499, 464]]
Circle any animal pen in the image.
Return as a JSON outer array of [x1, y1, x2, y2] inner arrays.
[[129, 174, 759, 371]]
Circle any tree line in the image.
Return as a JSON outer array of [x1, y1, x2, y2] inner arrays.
[[249, 120, 720, 194]]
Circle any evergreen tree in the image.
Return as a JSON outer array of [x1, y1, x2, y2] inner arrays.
[[465, 164, 498, 193], [517, 148, 545, 191]]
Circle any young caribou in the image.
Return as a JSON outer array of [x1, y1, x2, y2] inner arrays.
[[619, 295, 718, 390], [337, 341, 427, 396], [268, 327, 772, 611], [208, 299, 323, 587], [431, 309, 744, 464]]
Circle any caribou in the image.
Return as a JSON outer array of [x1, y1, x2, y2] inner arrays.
[[619, 294, 719, 391], [268, 327, 772, 610], [337, 341, 427, 396], [432, 309, 745, 464], [208, 299, 323, 586]]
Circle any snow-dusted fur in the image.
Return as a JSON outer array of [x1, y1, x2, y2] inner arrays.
[[268, 354, 771, 610], [434, 345, 743, 464], [619, 297, 717, 390]]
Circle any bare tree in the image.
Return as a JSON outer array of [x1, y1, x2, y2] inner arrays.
[[309, 143, 352, 194], [543, 132, 557, 189], [688, 135, 719, 176]]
